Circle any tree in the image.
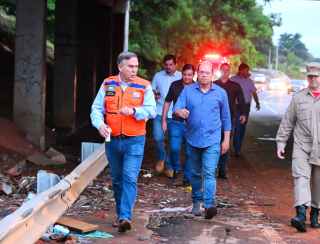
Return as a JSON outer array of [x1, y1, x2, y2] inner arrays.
[[277, 33, 313, 78], [130, 0, 275, 78], [278, 33, 312, 61]]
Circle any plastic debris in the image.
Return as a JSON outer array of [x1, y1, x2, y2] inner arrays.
[[257, 137, 276, 141], [5, 160, 26, 177], [17, 176, 36, 193], [0, 173, 14, 195], [53, 224, 70, 236], [1, 182, 13, 195], [146, 206, 190, 213], [142, 173, 152, 178], [184, 186, 192, 192], [37, 170, 60, 193], [74, 230, 113, 239], [42, 224, 70, 242]]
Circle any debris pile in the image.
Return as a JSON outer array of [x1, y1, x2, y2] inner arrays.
[[66, 179, 114, 216]]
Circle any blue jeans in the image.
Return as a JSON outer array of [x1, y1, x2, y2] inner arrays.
[[233, 111, 247, 154], [187, 142, 220, 208], [105, 136, 145, 221], [152, 115, 171, 161], [167, 120, 191, 182]]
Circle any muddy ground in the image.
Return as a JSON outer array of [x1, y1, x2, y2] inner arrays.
[[1, 117, 320, 243]]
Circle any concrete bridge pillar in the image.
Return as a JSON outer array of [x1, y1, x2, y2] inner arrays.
[[53, 0, 78, 129], [14, 0, 47, 149]]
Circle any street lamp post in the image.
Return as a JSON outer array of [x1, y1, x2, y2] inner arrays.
[[123, 0, 130, 52]]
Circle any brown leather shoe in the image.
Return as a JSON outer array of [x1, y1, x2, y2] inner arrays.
[[118, 219, 132, 233], [164, 169, 174, 178], [155, 160, 165, 173], [205, 207, 217, 219]]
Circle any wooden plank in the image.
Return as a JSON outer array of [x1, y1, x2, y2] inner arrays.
[[56, 216, 99, 233]]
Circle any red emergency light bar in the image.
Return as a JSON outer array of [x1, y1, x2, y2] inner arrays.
[[204, 53, 221, 60]]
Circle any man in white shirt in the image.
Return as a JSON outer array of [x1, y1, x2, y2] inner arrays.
[[152, 54, 182, 177]]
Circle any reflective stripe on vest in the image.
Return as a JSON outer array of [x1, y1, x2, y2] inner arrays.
[[103, 76, 149, 136]]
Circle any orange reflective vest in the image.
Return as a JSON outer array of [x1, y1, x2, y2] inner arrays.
[[103, 75, 149, 136]]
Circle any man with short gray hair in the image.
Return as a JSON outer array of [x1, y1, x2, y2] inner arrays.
[[117, 51, 138, 65], [91, 51, 156, 233]]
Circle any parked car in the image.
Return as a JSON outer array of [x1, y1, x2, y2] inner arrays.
[[251, 73, 267, 91], [291, 79, 308, 92], [267, 77, 292, 93]]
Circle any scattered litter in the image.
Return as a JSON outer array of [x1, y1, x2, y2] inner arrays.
[[53, 224, 70, 236], [5, 160, 26, 177], [41, 224, 70, 242], [0, 173, 14, 195], [138, 235, 150, 241], [147, 211, 186, 229], [146, 206, 190, 213], [184, 186, 192, 192], [66, 179, 114, 216], [160, 238, 169, 243], [1, 182, 13, 195], [17, 176, 36, 193], [102, 186, 112, 193], [257, 137, 276, 141], [74, 230, 113, 239], [217, 201, 235, 208], [142, 173, 152, 178]]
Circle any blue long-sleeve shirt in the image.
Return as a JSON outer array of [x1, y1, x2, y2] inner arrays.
[[90, 78, 156, 130], [173, 83, 231, 148]]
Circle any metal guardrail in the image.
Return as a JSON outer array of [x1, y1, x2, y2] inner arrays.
[[0, 145, 107, 244]]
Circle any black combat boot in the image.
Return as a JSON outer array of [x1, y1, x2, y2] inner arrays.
[[310, 207, 320, 228], [291, 205, 307, 232]]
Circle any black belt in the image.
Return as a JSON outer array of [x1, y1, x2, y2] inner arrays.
[[172, 115, 185, 122], [111, 134, 131, 139]]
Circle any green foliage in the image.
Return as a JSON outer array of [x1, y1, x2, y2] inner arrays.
[[0, 0, 15, 15], [278, 33, 313, 78], [279, 33, 312, 61], [0, 0, 56, 42], [47, 0, 56, 42], [130, 0, 275, 78]]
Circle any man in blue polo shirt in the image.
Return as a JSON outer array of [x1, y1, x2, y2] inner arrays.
[[174, 61, 231, 219]]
